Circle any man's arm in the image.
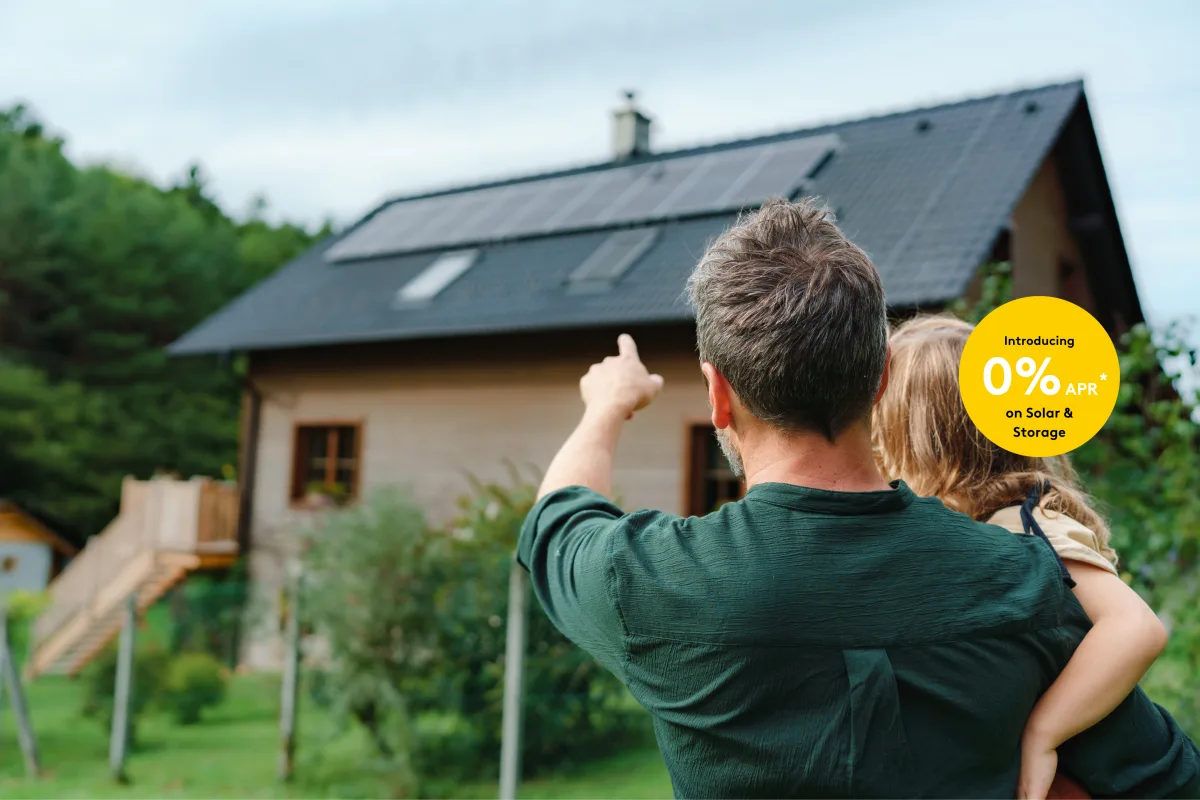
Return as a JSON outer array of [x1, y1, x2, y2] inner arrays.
[[537, 405, 627, 500], [1050, 611, 1200, 798], [518, 486, 632, 679], [515, 334, 666, 678], [537, 333, 663, 500]]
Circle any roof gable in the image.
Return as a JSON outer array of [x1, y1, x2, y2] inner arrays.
[[0, 502, 78, 556], [172, 81, 1093, 355]]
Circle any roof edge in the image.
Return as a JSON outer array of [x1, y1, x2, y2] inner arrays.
[[0, 500, 79, 555]]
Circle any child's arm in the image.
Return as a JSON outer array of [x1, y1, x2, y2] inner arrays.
[[1019, 562, 1168, 799]]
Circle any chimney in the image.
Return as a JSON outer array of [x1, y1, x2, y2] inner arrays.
[[612, 90, 652, 161]]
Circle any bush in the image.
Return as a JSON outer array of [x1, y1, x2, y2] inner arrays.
[[80, 639, 169, 746], [162, 651, 228, 724], [3, 589, 49, 663], [168, 563, 249, 668], [432, 473, 648, 775], [301, 476, 648, 794], [1073, 321, 1200, 735], [300, 489, 431, 794]]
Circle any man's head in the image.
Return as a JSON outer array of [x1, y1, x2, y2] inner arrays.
[[687, 198, 889, 473]]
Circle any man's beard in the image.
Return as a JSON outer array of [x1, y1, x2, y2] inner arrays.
[[714, 427, 745, 479]]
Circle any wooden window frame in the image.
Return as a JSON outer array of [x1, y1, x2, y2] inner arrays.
[[289, 420, 364, 507], [682, 419, 745, 517]]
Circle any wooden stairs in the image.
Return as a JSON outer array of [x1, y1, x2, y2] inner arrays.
[[28, 477, 239, 677]]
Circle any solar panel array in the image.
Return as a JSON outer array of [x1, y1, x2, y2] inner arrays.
[[326, 133, 840, 262]]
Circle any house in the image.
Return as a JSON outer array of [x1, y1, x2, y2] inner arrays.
[[171, 81, 1143, 667], [0, 501, 77, 600]]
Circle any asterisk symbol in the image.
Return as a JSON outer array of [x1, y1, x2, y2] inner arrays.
[[1100, 373, 1108, 381]]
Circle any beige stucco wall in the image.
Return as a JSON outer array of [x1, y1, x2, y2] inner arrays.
[[242, 327, 710, 667], [1010, 156, 1098, 314]]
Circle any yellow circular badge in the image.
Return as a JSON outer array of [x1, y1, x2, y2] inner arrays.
[[959, 296, 1120, 457]]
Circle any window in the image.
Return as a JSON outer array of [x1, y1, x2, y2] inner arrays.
[[291, 424, 361, 505], [1, 555, 16, 573], [686, 424, 744, 516], [394, 249, 478, 305], [566, 228, 659, 293]]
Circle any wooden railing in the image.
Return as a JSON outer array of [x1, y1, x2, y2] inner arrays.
[[31, 477, 239, 653]]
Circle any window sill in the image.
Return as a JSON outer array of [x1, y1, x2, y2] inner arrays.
[[289, 496, 357, 512]]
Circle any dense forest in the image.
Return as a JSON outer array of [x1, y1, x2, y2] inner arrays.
[[0, 104, 329, 541]]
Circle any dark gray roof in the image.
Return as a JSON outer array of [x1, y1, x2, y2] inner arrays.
[[172, 81, 1093, 355]]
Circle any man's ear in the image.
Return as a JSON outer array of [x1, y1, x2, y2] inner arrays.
[[700, 362, 734, 430], [873, 345, 892, 405]]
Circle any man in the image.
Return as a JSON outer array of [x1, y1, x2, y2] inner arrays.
[[517, 199, 1199, 797]]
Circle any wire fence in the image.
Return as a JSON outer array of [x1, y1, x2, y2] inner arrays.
[[0, 567, 656, 798]]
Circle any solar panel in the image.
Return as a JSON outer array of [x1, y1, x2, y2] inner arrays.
[[327, 194, 458, 261], [665, 147, 764, 216], [567, 228, 659, 292], [604, 157, 699, 221], [327, 133, 839, 262], [556, 165, 647, 230], [504, 174, 597, 236], [406, 192, 494, 250], [722, 136, 838, 208], [462, 183, 534, 242]]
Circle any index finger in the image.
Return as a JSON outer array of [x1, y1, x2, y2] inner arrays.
[[617, 333, 638, 359]]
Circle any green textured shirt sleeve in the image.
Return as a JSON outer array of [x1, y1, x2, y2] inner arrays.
[[517, 486, 636, 682], [1059, 672, 1200, 797]]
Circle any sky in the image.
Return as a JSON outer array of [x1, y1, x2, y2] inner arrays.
[[1, 0, 1196, 324]]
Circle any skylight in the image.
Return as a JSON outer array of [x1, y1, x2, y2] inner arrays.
[[567, 229, 659, 293], [394, 250, 478, 305]]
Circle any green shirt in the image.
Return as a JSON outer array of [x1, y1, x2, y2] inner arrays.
[[517, 481, 1200, 798]]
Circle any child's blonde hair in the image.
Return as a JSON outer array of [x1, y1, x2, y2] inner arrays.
[[873, 314, 1116, 561]]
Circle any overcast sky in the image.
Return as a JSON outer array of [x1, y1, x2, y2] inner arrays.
[[1, 0, 1196, 323]]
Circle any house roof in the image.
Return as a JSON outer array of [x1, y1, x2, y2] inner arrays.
[[0, 501, 79, 556], [171, 80, 1135, 355]]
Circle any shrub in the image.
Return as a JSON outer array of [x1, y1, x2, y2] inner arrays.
[[3, 589, 49, 662], [80, 639, 169, 746], [162, 651, 228, 724], [300, 488, 432, 793], [169, 563, 249, 668], [432, 472, 649, 775], [301, 476, 648, 794]]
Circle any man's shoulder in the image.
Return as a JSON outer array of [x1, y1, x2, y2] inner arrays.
[[905, 495, 1042, 554]]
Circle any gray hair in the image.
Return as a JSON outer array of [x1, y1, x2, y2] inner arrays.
[[687, 198, 888, 439]]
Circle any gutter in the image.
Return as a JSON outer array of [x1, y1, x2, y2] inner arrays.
[[237, 370, 262, 556]]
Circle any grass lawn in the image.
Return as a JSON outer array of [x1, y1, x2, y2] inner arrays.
[[0, 674, 672, 799]]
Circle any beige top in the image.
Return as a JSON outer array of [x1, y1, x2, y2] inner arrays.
[[988, 505, 1118, 576]]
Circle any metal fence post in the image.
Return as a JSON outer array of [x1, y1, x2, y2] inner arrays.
[[0, 609, 40, 777], [278, 567, 302, 782], [110, 593, 136, 783], [499, 562, 529, 800]]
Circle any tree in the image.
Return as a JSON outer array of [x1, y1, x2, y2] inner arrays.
[[0, 102, 325, 540], [1072, 321, 1200, 732]]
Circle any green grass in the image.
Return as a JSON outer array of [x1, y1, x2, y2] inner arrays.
[[0, 674, 672, 799], [456, 749, 672, 799]]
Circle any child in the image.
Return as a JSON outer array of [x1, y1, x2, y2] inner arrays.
[[872, 315, 1168, 800]]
